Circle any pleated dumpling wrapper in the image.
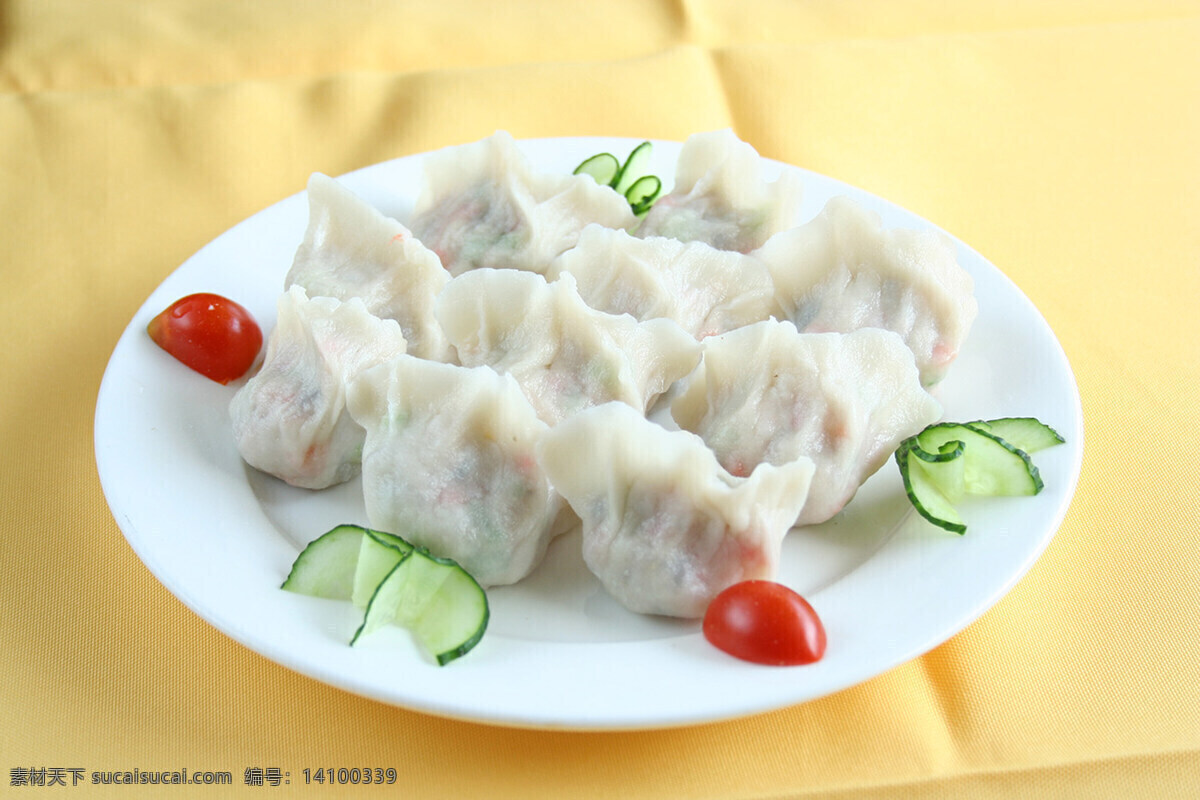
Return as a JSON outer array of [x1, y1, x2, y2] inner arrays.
[[538, 402, 815, 619], [435, 268, 700, 425], [230, 286, 408, 489], [548, 223, 780, 339], [284, 173, 452, 362], [408, 131, 636, 277], [346, 356, 563, 588], [754, 196, 978, 386], [671, 320, 943, 526], [634, 129, 803, 254]]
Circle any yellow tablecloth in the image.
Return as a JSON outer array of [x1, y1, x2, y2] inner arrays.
[[3, 1, 1198, 797]]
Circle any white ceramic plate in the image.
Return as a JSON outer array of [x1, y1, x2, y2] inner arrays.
[[95, 137, 1083, 730]]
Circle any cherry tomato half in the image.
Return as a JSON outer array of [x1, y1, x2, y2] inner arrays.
[[146, 293, 263, 385], [702, 580, 826, 666]]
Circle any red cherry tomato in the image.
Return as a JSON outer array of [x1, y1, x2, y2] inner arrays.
[[146, 293, 262, 385], [702, 580, 826, 666]]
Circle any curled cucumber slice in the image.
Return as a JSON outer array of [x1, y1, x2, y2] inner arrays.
[[352, 529, 413, 609], [573, 152, 619, 186], [916, 423, 1042, 497], [626, 175, 662, 216], [352, 546, 489, 666], [896, 417, 1064, 534], [613, 140, 654, 195], [909, 438, 967, 501], [896, 443, 966, 534], [281, 524, 371, 599], [573, 141, 662, 215], [967, 417, 1064, 454], [281, 524, 488, 665]]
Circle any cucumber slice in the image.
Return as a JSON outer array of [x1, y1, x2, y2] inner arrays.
[[613, 141, 653, 195], [283, 524, 488, 664], [916, 423, 1042, 496], [895, 443, 966, 534], [351, 529, 413, 609], [625, 175, 662, 216], [574, 143, 662, 214], [896, 417, 1063, 535], [573, 153, 620, 186], [352, 546, 489, 666], [969, 417, 1065, 453], [281, 524, 369, 599], [907, 437, 967, 501]]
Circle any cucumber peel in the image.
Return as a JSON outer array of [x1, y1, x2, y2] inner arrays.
[[282, 524, 488, 665], [896, 417, 1064, 534]]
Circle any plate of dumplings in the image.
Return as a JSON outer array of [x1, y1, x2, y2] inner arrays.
[[96, 131, 1083, 730]]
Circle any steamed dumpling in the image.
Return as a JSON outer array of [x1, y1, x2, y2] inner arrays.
[[346, 356, 562, 587], [671, 320, 943, 525], [408, 131, 636, 276], [548, 224, 780, 338], [538, 402, 815, 618], [754, 196, 978, 385], [634, 129, 803, 253], [285, 173, 452, 362], [434, 269, 700, 424], [230, 286, 408, 489]]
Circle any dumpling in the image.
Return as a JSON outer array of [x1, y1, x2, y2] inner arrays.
[[230, 286, 408, 489], [537, 402, 815, 618], [434, 268, 700, 424], [634, 129, 803, 253], [671, 320, 943, 526], [754, 196, 977, 386], [547, 224, 780, 339], [346, 356, 562, 587], [284, 173, 452, 362], [408, 131, 636, 276]]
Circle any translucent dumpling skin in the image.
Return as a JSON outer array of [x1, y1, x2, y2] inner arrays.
[[408, 131, 635, 276], [755, 196, 978, 386], [537, 402, 815, 618], [285, 173, 452, 362], [634, 129, 803, 253], [435, 268, 700, 424], [229, 287, 408, 489], [346, 356, 563, 587], [672, 320, 943, 526], [548, 224, 780, 339]]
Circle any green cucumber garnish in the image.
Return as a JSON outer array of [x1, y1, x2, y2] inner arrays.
[[351, 528, 413, 609], [573, 141, 662, 215], [966, 417, 1064, 454], [896, 417, 1064, 534], [353, 545, 489, 666], [625, 175, 662, 216], [281, 523, 370, 599], [613, 141, 653, 195], [573, 153, 620, 186], [916, 423, 1042, 497], [282, 524, 488, 665], [896, 442, 966, 534]]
